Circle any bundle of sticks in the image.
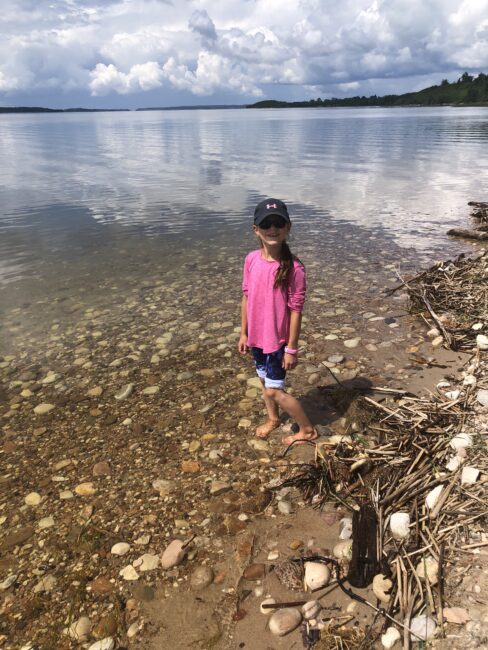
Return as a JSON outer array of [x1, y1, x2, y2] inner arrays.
[[390, 250, 488, 350]]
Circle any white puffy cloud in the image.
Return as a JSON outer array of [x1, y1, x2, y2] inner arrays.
[[0, 0, 487, 104]]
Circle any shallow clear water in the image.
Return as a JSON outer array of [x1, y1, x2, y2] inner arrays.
[[0, 106, 487, 344]]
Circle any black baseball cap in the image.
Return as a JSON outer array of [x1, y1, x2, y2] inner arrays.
[[253, 198, 290, 226]]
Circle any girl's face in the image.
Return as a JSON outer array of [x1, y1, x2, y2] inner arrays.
[[253, 216, 291, 248]]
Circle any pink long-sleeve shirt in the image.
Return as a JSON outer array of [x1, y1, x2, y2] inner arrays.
[[242, 249, 306, 354]]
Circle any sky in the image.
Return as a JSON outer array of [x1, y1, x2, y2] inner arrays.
[[1, 0, 487, 109]]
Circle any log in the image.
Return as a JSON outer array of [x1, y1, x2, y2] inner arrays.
[[447, 228, 488, 241], [347, 505, 378, 588]]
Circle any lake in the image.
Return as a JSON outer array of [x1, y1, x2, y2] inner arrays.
[[0, 106, 487, 351]]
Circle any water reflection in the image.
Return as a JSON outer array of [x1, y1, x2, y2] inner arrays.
[[0, 107, 487, 284]]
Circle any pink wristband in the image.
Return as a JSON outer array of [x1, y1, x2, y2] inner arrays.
[[284, 346, 298, 355]]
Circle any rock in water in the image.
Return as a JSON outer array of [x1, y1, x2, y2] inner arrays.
[[67, 616, 92, 640], [269, 608, 302, 636], [161, 539, 186, 568], [190, 565, 214, 590]]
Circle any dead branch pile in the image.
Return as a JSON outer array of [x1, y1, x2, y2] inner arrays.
[[272, 356, 487, 648], [402, 250, 488, 350]]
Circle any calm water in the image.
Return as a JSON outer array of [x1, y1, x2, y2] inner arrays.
[[0, 106, 487, 335]]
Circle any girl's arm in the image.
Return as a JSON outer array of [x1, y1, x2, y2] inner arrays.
[[238, 294, 248, 354], [283, 309, 301, 370]]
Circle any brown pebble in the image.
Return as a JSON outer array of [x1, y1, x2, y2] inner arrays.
[[181, 460, 200, 474], [213, 571, 226, 585], [93, 461, 111, 477], [289, 539, 304, 550], [243, 563, 266, 580], [92, 613, 118, 639], [89, 576, 114, 595]]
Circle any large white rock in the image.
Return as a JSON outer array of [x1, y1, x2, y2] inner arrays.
[[304, 562, 331, 591], [476, 334, 488, 350], [269, 608, 302, 636], [425, 485, 444, 510], [134, 553, 159, 571], [390, 512, 410, 539], [25, 492, 42, 506], [33, 403, 55, 415], [476, 389, 488, 407]]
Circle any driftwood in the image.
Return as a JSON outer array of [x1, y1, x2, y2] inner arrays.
[[347, 505, 378, 588], [447, 228, 488, 241]]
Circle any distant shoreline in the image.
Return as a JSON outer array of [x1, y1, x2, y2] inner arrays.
[[1, 102, 488, 115]]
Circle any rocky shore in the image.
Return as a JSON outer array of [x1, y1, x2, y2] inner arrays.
[[0, 226, 486, 650]]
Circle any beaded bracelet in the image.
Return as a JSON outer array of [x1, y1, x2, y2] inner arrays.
[[284, 346, 298, 355]]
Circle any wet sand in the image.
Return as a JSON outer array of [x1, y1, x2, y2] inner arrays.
[[0, 218, 482, 649]]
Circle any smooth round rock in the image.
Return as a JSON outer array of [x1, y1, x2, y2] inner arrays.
[[88, 639, 115, 650], [190, 565, 214, 590], [111, 542, 130, 556], [25, 492, 42, 506], [161, 539, 186, 569], [33, 403, 55, 415], [68, 616, 92, 640], [269, 608, 302, 636], [75, 482, 96, 496]]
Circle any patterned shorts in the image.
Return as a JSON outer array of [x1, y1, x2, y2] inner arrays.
[[251, 345, 286, 389]]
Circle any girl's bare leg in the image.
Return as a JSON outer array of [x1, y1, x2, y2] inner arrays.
[[264, 387, 317, 444], [255, 380, 280, 438]]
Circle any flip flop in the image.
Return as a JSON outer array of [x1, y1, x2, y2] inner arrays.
[[282, 429, 319, 446]]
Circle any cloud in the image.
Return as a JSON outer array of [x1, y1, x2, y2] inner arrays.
[[1, 0, 487, 104], [89, 61, 164, 95]]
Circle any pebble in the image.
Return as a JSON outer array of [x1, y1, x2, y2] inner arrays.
[[161, 539, 186, 569], [269, 608, 302, 636], [0, 575, 17, 590], [476, 389, 488, 407], [409, 615, 436, 641], [344, 338, 361, 348], [33, 575, 57, 593], [93, 461, 111, 476], [142, 386, 159, 395], [476, 334, 488, 350], [210, 480, 231, 495], [461, 467, 480, 485], [134, 553, 159, 571], [190, 565, 214, 590], [33, 403, 55, 415], [134, 534, 151, 545], [243, 563, 265, 580], [88, 639, 115, 650], [127, 622, 140, 638], [328, 354, 344, 364], [75, 482, 96, 496], [59, 490, 74, 499], [111, 542, 130, 556], [38, 516, 55, 529], [114, 384, 133, 400], [24, 492, 42, 506], [119, 565, 139, 581], [278, 501, 293, 515], [68, 616, 92, 640], [247, 438, 269, 452], [260, 597, 277, 614], [152, 479, 173, 496]]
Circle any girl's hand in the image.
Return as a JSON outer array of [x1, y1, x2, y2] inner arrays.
[[238, 334, 248, 355], [283, 352, 298, 370]]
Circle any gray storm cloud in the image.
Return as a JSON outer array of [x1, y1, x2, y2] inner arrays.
[[0, 0, 487, 103]]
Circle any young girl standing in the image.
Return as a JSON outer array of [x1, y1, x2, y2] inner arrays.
[[238, 198, 318, 445]]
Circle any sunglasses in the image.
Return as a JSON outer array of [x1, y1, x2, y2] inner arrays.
[[258, 217, 287, 230]]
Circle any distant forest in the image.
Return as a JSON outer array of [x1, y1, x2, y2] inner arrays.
[[248, 72, 488, 108]]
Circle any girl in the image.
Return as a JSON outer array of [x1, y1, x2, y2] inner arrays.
[[238, 198, 318, 445]]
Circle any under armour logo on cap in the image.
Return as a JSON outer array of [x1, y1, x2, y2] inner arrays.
[[253, 197, 290, 226]]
